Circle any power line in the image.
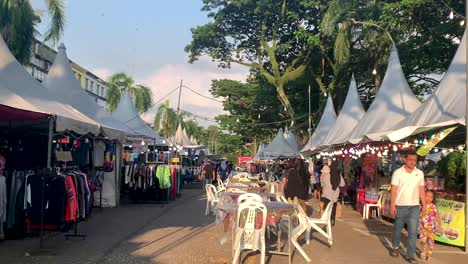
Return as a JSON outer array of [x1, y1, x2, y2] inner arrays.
[[182, 85, 224, 103], [122, 85, 180, 124]]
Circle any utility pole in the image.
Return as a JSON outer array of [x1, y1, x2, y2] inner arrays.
[[308, 85, 312, 140], [176, 79, 183, 116]]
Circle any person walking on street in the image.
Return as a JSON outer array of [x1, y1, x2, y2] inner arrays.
[[390, 150, 426, 263], [280, 159, 308, 213], [419, 190, 440, 262], [320, 161, 345, 226]]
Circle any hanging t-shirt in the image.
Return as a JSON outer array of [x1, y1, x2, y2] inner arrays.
[[156, 165, 171, 189], [94, 141, 106, 166]]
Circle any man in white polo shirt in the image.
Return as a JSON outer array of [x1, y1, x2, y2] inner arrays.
[[390, 150, 425, 264]]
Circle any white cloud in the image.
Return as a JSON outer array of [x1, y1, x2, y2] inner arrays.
[[139, 57, 248, 126]]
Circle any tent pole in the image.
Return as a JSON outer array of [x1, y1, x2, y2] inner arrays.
[[46, 116, 54, 168]]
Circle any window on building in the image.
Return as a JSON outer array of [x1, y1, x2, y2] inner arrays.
[[90, 80, 94, 93], [100, 86, 104, 97], [85, 78, 89, 89]]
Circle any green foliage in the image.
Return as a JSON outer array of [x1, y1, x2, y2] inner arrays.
[[153, 100, 179, 138], [0, 0, 65, 64], [319, 0, 464, 108], [437, 152, 466, 192], [106, 72, 154, 113], [186, 0, 324, 118]]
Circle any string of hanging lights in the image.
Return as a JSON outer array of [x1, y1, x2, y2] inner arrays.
[[315, 130, 466, 160]]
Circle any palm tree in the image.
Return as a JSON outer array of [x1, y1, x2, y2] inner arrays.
[[153, 100, 181, 138], [106, 72, 154, 113], [320, 0, 391, 89], [0, 0, 65, 64]]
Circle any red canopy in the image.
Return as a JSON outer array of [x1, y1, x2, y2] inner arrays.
[[237, 156, 253, 164], [0, 104, 49, 121]]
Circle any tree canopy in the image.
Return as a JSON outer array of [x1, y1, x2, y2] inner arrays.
[[106, 72, 154, 113], [186, 0, 324, 118], [196, 0, 465, 151], [0, 0, 66, 64]]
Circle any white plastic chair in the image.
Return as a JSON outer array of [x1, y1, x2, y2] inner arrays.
[[306, 201, 334, 246], [237, 193, 262, 205], [205, 184, 219, 216], [362, 191, 384, 220], [232, 201, 267, 264], [217, 178, 226, 193], [268, 182, 279, 194], [291, 198, 312, 262]]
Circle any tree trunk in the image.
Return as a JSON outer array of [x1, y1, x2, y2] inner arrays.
[[276, 82, 295, 119]]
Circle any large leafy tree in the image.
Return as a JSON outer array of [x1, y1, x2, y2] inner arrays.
[[211, 73, 323, 144], [0, 0, 65, 64], [318, 0, 465, 107], [106, 72, 154, 113], [185, 0, 323, 119]]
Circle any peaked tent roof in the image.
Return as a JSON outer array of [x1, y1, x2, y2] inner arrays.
[[387, 33, 467, 142], [322, 74, 366, 146], [172, 124, 193, 146], [182, 128, 194, 146], [254, 143, 265, 160], [301, 96, 337, 153], [0, 36, 99, 135], [285, 129, 300, 152], [347, 43, 421, 144], [110, 90, 163, 143], [264, 128, 297, 157], [43, 43, 137, 141]]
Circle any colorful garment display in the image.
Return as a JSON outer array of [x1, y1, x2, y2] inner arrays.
[[156, 165, 172, 189]]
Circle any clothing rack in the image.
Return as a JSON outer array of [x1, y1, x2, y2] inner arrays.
[[37, 167, 89, 247]]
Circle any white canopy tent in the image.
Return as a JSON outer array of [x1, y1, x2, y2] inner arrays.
[[387, 33, 466, 142], [182, 128, 194, 146], [0, 36, 100, 135], [254, 143, 265, 160], [301, 96, 337, 153], [43, 43, 138, 142], [284, 129, 300, 152], [264, 128, 297, 158], [322, 74, 366, 146], [347, 43, 421, 144], [172, 124, 192, 147], [110, 90, 164, 144]]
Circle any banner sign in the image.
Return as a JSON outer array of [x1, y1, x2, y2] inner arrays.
[[381, 193, 465, 247], [434, 198, 465, 247]]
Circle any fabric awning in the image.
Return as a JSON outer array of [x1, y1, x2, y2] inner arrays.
[[386, 33, 466, 142], [44, 43, 139, 141], [0, 36, 100, 135], [347, 43, 421, 144], [301, 96, 337, 153], [322, 74, 366, 146]]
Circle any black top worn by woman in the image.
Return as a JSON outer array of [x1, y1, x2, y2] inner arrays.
[[284, 168, 307, 200]]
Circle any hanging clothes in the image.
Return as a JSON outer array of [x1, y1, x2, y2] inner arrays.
[[156, 165, 171, 189]]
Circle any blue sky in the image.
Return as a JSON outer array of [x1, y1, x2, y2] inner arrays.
[[31, 0, 247, 124]]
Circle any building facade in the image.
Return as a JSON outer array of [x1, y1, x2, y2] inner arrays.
[[25, 39, 108, 107]]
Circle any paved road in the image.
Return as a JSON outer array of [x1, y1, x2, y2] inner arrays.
[[0, 184, 466, 264]]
